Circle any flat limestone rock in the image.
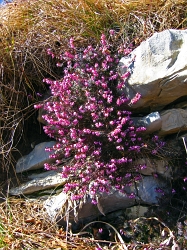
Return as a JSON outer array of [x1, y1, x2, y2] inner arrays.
[[9, 171, 66, 196], [119, 29, 187, 111], [16, 141, 56, 173]]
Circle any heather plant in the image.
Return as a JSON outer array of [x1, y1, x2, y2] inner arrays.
[[35, 31, 155, 204]]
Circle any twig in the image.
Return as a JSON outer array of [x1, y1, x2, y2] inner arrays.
[[182, 137, 187, 154]]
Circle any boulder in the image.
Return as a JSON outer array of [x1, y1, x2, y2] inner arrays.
[[16, 141, 56, 173], [9, 170, 66, 196], [119, 29, 187, 111]]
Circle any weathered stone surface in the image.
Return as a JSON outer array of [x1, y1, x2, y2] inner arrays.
[[159, 108, 187, 135], [44, 192, 67, 219], [119, 29, 187, 111], [132, 111, 162, 134], [9, 171, 66, 196], [134, 158, 170, 178], [16, 141, 56, 173], [44, 176, 168, 225], [28, 170, 58, 180]]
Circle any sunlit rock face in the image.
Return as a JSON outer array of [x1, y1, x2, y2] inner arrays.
[[119, 29, 187, 111]]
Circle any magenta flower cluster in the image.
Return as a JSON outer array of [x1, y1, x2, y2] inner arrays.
[[34, 31, 146, 203]]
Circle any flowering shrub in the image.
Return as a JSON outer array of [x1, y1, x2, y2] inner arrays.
[[35, 31, 148, 204]]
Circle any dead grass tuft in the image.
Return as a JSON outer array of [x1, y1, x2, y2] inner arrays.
[[0, 197, 102, 249]]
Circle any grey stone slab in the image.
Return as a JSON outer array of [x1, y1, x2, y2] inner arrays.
[[16, 141, 56, 173], [9, 171, 66, 195]]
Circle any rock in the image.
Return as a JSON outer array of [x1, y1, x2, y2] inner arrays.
[[44, 176, 168, 227], [9, 170, 66, 196], [132, 111, 162, 134], [159, 108, 187, 135], [28, 170, 58, 180], [126, 205, 148, 219], [44, 192, 68, 219], [119, 29, 187, 111], [16, 141, 56, 173], [134, 158, 170, 178]]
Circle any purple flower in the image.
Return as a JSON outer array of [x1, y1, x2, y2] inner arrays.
[[155, 188, 165, 195], [69, 37, 75, 49], [152, 149, 157, 154], [125, 173, 131, 178], [91, 199, 97, 205], [36, 92, 43, 97], [121, 71, 130, 79], [116, 145, 124, 151], [128, 193, 136, 199], [129, 93, 141, 105], [172, 189, 176, 194], [44, 163, 51, 170], [136, 127, 146, 132], [109, 29, 115, 36], [152, 135, 159, 141]]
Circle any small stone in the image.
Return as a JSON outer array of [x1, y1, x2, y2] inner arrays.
[[16, 141, 56, 173], [9, 171, 66, 195], [132, 112, 162, 134], [159, 108, 187, 135]]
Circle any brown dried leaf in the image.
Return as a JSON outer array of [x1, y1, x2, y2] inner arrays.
[[25, 217, 35, 223]]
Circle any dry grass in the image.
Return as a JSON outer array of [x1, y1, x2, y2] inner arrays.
[[0, 0, 187, 248], [0, 197, 102, 249]]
